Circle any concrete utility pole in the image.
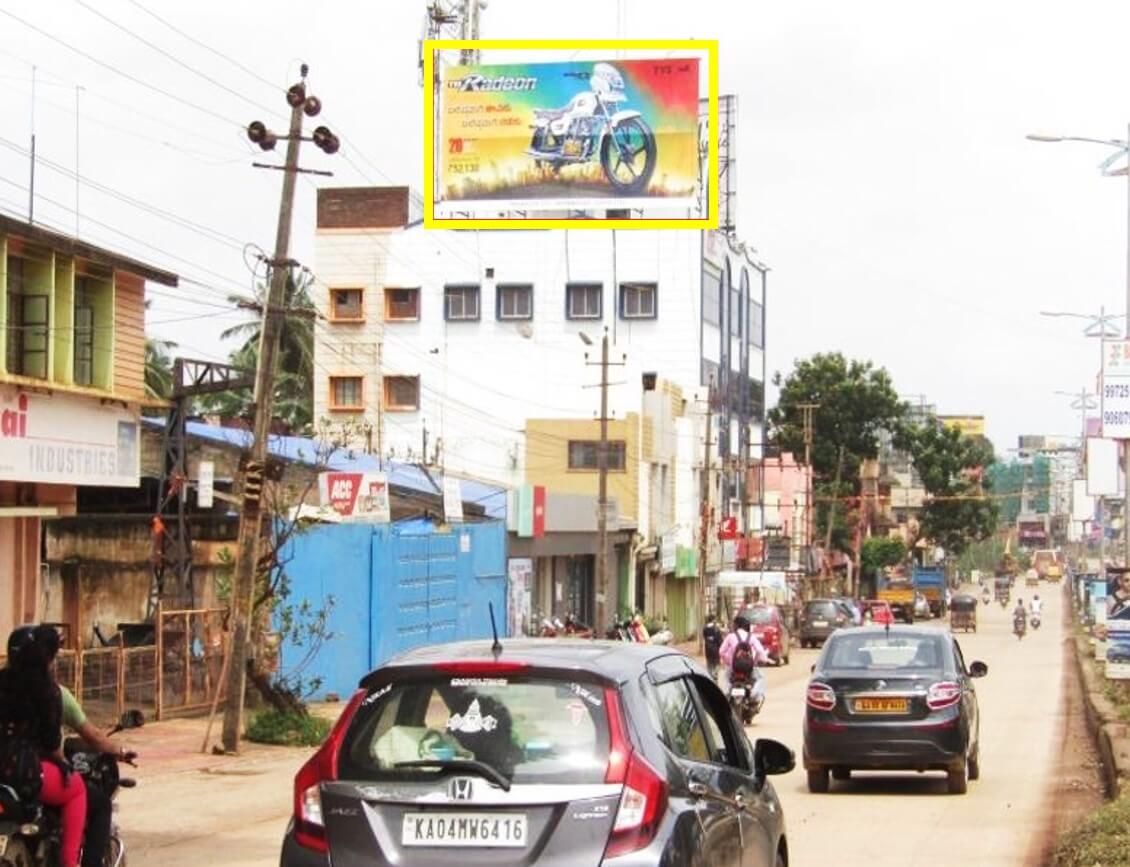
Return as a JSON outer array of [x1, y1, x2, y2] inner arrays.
[[797, 402, 819, 571], [460, 0, 482, 64], [597, 330, 610, 626], [698, 379, 715, 639], [221, 66, 338, 753]]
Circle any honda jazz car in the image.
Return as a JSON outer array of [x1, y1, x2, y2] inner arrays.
[[803, 626, 987, 795], [279, 640, 794, 866]]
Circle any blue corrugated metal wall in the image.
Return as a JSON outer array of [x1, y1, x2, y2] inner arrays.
[[279, 520, 507, 700]]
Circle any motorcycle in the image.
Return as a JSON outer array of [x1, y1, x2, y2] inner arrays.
[[0, 710, 142, 867], [1030, 614, 1041, 630], [999, 596, 1009, 610], [981, 590, 991, 606], [527, 63, 658, 195], [1013, 613, 1027, 640], [728, 669, 766, 726]]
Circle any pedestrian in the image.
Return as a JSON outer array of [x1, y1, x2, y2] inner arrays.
[[702, 615, 723, 682]]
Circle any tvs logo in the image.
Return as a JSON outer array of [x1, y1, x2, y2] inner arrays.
[[1, 394, 28, 439]]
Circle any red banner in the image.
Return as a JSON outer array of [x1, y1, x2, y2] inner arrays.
[[533, 485, 546, 538]]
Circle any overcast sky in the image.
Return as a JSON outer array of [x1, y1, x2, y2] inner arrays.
[[2, 0, 1129, 453]]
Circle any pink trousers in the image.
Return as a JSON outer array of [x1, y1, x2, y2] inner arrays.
[[40, 760, 86, 867]]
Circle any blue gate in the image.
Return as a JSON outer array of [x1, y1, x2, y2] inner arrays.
[[280, 519, 507, 700]]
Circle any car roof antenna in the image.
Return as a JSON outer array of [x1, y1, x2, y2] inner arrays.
[[489, 602, 503, 657]]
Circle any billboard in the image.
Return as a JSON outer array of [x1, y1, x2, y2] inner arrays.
[[437, 57, 701, 215], [1087, 437, 1122, 496], [1102, 339, 1130, 439], [318, 472, 391, 523], [940, 415, 986, 438]]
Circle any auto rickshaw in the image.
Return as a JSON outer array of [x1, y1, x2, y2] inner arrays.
[[949, 593, 977, 632]]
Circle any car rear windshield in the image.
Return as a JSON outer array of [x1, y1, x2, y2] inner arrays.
[[823, 633, 947, 672], [339, 674, 612, 786], [805, 601, 837, 618], [746, 607, 774, 625]]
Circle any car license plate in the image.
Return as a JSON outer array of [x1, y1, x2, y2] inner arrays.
[[402, 813, 528, 848], [812, 620, 828, 627], [731, 687, 748, 697], [854, 697, 909, 713]]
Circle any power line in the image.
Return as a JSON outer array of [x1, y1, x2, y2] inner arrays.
[[0, 7, 245, 129]]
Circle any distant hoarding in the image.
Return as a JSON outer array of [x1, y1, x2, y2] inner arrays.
[[437, 57, 701, 215], [1087, 437, 1122, 496], [318, 472, 391, 523], [1072, 478, 1094, 523], [939, 415, 986, 438], [1102, 340, 1130, 439]]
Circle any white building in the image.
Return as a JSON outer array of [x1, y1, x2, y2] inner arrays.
[[312, 186, 767, 631]]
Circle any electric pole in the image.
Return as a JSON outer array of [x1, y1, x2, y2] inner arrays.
[[221, 66, 338, 753], [797, 402, 819, 597], [697, 378, 715, 645]]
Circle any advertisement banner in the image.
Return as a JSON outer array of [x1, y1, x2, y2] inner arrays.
[[439, 58, 700, 212], [443, 477, 464, 523], [318, 472, 391, 523], [507, 558, 533, 637], [1087, 437, 1122, 496], [1103, 340, 1130, 439], [0, 388, 139, 487]]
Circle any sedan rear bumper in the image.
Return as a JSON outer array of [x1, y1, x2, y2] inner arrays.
[[803, 714, 969, 771]]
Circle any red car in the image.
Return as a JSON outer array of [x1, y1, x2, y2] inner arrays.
[[739, 604, 791, 665], [860, 599, 894, 626]]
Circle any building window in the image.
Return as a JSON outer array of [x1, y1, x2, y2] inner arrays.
[[567, 440, 627, 471], [729, 285, 742, 337], [619, 281, 657, 319], [496, 283, 533, 320], [74, 280, 95, 386], [566, 282, 602, 320], [385, 287, 419, 321], [702, 266, 721, 326], [384, 375, 420, 411], [329, 376, 364, 411], [444, 284, 480, 321], [329, 287, 364, 321], [749, 299, 764, 349], [5, 256, 48, 380]]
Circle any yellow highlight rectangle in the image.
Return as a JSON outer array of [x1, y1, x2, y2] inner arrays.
[[422, 39, 719, 231]]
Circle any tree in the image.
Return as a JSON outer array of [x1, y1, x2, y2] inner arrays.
[[906, 423, 999, 556], [860, 536, 907, 579], [769, 353, 907, 550], [201, 270, 315, 433], [144, 337, 176, 401]]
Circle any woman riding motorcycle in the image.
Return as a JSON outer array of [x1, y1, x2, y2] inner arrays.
[[0, 625, 86, 867]]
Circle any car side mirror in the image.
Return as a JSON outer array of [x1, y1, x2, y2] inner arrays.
[[754, 738, 795, 777], [968, 661, 988, 678]]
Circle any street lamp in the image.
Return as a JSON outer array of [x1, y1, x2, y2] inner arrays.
[[1028, 116, 1130, 566]]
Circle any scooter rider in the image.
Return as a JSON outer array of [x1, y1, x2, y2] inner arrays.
[[719, 614, 771, 692], [1013, 598, 1028, 635], [1030, 595, 1044, 618]]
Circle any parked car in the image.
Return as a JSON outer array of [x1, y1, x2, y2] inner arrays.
[[739, 603, 792, 665], [279, 639, 795, 867], [803, 626, 987, 795], [799, 599, 851, 648], [859, 599, 894, 626]]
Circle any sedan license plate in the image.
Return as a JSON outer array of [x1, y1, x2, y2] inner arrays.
[[731, 687, 748, 697], [402, 813, 528, 848], [854, 697, 909, 714], [812, 620, 828, 627]]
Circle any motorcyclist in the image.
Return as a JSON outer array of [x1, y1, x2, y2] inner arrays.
[[1013, 599, 1027, 635], [0, 625, 85, 867], [702, 614, 724, 682], [1029, 595, 1044, 618], [719, 614, 770, 693]]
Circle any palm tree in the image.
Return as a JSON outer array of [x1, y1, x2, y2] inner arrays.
[[144, 298, 177, 405]]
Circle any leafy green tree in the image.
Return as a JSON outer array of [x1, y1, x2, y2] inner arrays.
[[769, 353, 907, 550], [144, 337, 176, 401], [906, 423, 999, 556], [860, 536, 907, 578]]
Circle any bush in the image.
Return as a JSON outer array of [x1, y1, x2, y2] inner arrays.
[[245, 709, 331, 747], [1055, 793, 1130, 865]]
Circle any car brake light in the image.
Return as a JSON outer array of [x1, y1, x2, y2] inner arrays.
[[806, 683, 836, 711], [432, 660, 530, 675], [926, 681, 962, 710], [603, 688, 667, 858], [293, 688, 366, 853]]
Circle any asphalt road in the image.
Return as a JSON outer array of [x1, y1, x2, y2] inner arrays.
[[751, 585, 1068, 866], [123, 584, 1076, 866]]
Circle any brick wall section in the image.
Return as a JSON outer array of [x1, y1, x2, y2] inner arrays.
[[113, 271, 146, 399], [317, 187, 409, 230]]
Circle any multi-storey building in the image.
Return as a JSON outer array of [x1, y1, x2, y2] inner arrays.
[[0, 215, 176, 640], [312, 186, 767, 632]]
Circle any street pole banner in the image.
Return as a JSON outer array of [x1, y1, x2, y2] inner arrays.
[[1102, 339, 1130, 438], [438, 58, 701, 213], [318, 472, 391, 522], [1087, 437, 1122, 496]]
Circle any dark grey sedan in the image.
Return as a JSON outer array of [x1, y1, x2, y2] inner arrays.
[[280, 640, 794, 867], [803, 626, 987, 795]]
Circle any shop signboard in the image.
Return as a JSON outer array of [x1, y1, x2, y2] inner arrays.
[[318, 472, 391, 523], [507, 558, 533, 637], [438, 57, 701, 214], [1103, 340, 1130, 439], [0, 388, 139, 487]]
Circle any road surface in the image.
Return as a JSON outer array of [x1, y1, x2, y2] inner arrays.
[[122, 583, 1088, 866]]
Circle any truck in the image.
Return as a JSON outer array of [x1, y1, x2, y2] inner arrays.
[[913, 565, 947, 617], [877, 567, 915, 624]]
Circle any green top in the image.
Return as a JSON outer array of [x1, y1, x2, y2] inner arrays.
[[60, 685, 86, 730]]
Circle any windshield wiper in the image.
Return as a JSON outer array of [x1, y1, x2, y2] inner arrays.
[[394, 758, 513, 792]]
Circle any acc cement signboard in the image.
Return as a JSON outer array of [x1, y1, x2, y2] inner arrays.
[[0, 388, 139, 487], [1102, 340, 1130, 439]]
